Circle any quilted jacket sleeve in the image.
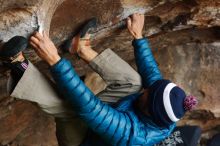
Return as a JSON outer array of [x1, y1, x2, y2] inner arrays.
[[51, 59, 132, 146], [133, 38, 163, 88]]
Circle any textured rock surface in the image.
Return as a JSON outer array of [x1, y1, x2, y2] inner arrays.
[[0, 0, 219, 145], [0, 95, 57, 146]]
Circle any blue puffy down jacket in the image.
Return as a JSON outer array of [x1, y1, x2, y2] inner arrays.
[[51, 38, 175, 146]]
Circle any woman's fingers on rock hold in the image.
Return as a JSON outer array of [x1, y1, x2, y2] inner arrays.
[[30, 41, 38, 49], [30, 36, 40, 46], [33, 31, 43, 41], [127, 17, 132, 28]]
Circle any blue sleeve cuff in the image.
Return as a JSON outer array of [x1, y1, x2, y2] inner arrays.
[[50, 58, 69, 73], [132, 38, 150, 48]]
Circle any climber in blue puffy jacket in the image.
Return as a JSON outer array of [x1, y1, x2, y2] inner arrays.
[[29, 13, 198, 146]]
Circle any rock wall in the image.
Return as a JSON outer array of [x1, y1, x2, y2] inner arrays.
[[0, 0, 219, 145]]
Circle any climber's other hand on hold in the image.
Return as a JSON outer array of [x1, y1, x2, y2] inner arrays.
[[127, 13, 145, 39], [30, 31, 61, 66]]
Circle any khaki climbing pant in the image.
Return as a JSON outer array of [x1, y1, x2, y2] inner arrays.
[[10, 49, 142, 146]]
